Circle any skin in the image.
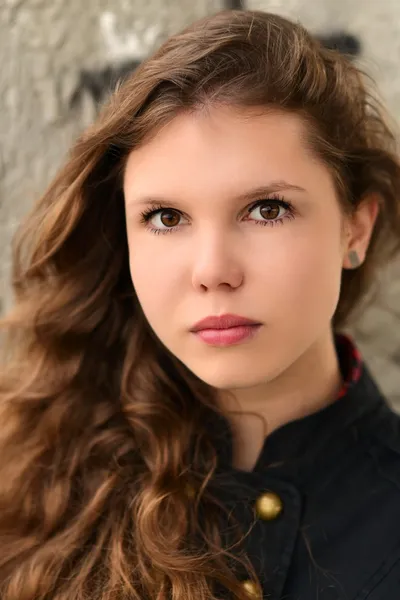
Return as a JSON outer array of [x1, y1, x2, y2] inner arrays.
[[123, 105, 378, 471]]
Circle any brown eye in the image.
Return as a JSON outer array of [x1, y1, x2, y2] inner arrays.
[[159, 210, 180, 227], [259, 204, 281, 220]]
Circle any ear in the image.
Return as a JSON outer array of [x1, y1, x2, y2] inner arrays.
[[342, 193, 380, 270]]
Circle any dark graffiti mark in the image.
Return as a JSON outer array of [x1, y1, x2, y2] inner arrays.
[[70, 59, 141, 108], [225, 0, 245, 7], [318, 32, 361, 56], [70, 0, 361, 109]]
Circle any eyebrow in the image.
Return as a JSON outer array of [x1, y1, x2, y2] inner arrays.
[[126, 181, 307, 208]]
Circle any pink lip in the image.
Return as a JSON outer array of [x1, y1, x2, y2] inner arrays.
[[190, 313, 262, 347], [191, 313, 261, 332]]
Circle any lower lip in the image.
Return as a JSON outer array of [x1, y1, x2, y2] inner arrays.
[[193, 324, 261, 347]]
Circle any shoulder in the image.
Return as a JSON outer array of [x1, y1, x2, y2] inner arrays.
[[353, 538, 400, 599], [319, 398, 400, 599], [348, 406, 400, 599], [354, 362, 400, 479], [368, 398, 400, 470]]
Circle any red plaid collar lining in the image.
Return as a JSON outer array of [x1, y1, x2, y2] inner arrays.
[[336, 333, 363, 400]]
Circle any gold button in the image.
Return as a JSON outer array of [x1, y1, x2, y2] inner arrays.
[[241, 579, 262, 598], [255, 491, 283, 521]]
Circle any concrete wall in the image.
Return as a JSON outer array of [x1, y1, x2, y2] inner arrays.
[[1, 0, 400, 406]]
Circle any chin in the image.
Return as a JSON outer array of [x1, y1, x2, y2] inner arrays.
[[192, 366, 269, 391]]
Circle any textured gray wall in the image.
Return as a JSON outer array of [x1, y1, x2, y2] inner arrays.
[[1, 0, 400, 406]]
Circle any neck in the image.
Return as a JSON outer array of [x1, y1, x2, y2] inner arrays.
[[220, 329, 344, 471]]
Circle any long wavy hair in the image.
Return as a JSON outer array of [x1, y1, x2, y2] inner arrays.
[[1, 9, 400, 600]]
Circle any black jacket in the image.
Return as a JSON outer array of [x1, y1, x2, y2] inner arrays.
[[208, 334, 400, 599]]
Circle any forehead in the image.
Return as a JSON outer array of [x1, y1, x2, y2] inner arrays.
[[125, 106, 310, 166], [123, 106, 326, 202]]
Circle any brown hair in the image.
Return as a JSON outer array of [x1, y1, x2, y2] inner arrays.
[[1, 9, 400, 600]]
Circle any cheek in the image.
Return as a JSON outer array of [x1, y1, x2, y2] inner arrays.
[[266, 227, 343, 317], [128, 243, 182, 325]]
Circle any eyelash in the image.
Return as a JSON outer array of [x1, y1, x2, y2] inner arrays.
[[139, 195, 296, 235]]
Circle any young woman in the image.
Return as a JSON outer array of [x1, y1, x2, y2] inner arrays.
[[1, 8, 400, 600]]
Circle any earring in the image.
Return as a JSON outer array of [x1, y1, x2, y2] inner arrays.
[[348, 250, 361, 268]]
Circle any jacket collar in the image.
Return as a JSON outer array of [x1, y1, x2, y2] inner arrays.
[[208, 333, 389, 482]]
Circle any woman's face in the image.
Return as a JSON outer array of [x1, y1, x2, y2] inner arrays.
[[123, 106, 349, 390]]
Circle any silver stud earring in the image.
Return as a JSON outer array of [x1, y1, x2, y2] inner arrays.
[[348, 250, 361, 268]]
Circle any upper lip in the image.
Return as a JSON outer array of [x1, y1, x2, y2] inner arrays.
[[190, 313, 261, 332]]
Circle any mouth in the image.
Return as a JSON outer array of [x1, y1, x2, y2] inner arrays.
[[193, 324, 261, 347], [190, 313, 261, 332], [190, 314, 262, 347]]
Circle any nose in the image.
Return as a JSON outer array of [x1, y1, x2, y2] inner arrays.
[[191, 232, 244, 292]]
